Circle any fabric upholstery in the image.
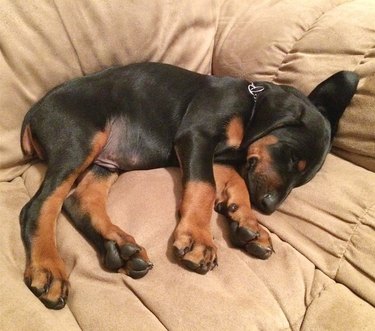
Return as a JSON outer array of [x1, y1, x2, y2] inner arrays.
[[257, 154, 375, 306], [11, 164, 374, 331], [214, 0, 375, 171], [1, 0, 374, 330], [0, 0, 218, 181]]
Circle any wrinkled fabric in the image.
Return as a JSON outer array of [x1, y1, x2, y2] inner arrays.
[[1, 1, 375, 330]]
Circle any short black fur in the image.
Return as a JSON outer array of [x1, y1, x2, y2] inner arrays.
[[19, 62, 358, 309]]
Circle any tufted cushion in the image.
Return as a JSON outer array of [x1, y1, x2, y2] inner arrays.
[[14, 163, 373, 330], [214, 0, 375, 171], [1, 1, 375, 330], [1, 0, 374, 177], [0, 0, 218, 181], [257, 154, 375, 306]]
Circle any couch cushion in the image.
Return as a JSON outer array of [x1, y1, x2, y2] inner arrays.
[[256, 154, 375, 307], [2, 0, 374, 329], [333, 74, 375, 171], [0, 178, 82, 331], [214, 0, 375, 171], [21, 165, 317, 330], [0, 0, 219, 181], [302, 278, 375, 331], [16, 163, 375, 331]]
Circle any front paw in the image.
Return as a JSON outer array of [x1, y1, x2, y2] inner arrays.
[[215, 201, 273, 260], [173, 230, 218, 274], [24, 259, 69, 310]]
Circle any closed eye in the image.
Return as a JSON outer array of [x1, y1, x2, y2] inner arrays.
[[288, 151, 300, 172]]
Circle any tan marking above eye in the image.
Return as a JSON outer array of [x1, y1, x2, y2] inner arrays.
[[246, 135, 279, 159], [226, 116, 244, 148], [246, 135, 283, 189], [297, 160, 307, 172]]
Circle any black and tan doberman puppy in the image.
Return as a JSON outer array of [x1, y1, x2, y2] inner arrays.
[[20, 62, 358, 309]]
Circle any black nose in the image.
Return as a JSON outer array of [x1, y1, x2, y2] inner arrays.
[[260, 193, 278, 214]]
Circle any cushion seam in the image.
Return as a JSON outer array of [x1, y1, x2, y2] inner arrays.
[[51, 0, 84, 75], [216, 232, 308, 331], [300, 282, 332, 330], [334, 201, 375, 280], [271, 2, 348, 83], [120, 279, 169, 331]]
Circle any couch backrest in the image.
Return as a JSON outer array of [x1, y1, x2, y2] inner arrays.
[[213, 0, 375, 306], [213, 0, 375, 172], [0, 0, 218, 181], [1, 0, 374, 181]]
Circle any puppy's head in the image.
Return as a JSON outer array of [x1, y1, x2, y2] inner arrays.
[[241, 71, 359, 214]]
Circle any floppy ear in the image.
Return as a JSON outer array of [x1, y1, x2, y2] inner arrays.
[[241, 83, 304, 147], [308, 71, 359, 138]]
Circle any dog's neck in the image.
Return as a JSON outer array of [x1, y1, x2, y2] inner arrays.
[[247, 82, 264, 123], [239, 82, 265, 149]]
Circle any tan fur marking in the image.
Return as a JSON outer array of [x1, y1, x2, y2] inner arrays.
[[247, 135, 282, 189], [32, 179, 75, 263], [73, 170, 135, 244], [246, 135, 278, 159], [213, 164, 273, 253], [214, 164, 259, 231], [174, 181, 217, 268], [214, 164, 250, 208], [174, 181, 217, 270], [31, 131, 108, 265], [297, 160, 307, 172], [72, 167, 150, 264], [226, 116, 244, 148], [179, 181, 216, 228]]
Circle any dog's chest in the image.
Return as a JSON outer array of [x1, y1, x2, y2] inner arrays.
[[94, 116, 175, 171]]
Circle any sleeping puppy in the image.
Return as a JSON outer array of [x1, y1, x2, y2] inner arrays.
[[20, 62, 358, 309]]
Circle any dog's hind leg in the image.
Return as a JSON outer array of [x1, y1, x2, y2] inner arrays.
[[63, 165, 152, 279], [20, 131, 108, 310]]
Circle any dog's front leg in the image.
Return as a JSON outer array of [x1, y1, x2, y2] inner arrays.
[[173, 131, 218, 274], [214, 164, 273, 259]]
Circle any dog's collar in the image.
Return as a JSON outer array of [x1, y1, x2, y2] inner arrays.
[[248, 82, 264, 102], [247, 82, 264, 122]]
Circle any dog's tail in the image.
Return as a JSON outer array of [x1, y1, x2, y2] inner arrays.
[[20, 104, 44, 160]]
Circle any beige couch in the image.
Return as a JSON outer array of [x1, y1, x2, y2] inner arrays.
[[1, 1, 374, 330]]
